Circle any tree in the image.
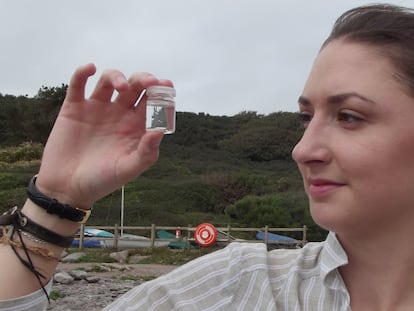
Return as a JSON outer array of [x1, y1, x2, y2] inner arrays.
[[20, 84, 68, 144], [219, 112, 302, 161]]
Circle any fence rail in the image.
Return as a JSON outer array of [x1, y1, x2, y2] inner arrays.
[[76, 224, 307, 250]]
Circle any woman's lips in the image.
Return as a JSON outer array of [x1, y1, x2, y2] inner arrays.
[[307, 178, 345, 198]]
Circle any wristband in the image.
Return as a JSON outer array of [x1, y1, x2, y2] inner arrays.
[[27, 175, 91, 223], [1, 207, 74, 248]]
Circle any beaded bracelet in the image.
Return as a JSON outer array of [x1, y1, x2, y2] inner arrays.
[[18, 229, 48, 245], [0, 227, 60, 261]]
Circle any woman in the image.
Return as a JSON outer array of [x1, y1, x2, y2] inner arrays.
[[1, 3, 414, 310], [292, 4, 414, 309]]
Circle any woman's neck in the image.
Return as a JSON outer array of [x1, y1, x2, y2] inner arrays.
[[338, 229, 414, 311]]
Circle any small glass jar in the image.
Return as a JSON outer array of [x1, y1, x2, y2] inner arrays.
[[145, 85, 176, 134]]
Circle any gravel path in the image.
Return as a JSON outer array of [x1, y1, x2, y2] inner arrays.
[[47, 263, 177, 311]]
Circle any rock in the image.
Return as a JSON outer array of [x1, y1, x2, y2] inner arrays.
[[86, 276, 100, 283], [97, 264, 112, 272], [60, 250, 68, 258], [53, 271, 74, 284], [109, 250, 129, 263], [48, 276, 143, 310], [69, 269, 88, 280], [61, 252, 86, 263], [47, 263, 177, 310], [83, 266, 95, 272], [102, 263, 131, 271]]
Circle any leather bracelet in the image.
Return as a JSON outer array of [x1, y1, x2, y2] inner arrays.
[[27, 175, 91, 223], [0, 207, 73, 248]]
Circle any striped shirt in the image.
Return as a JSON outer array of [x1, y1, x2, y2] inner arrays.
[[0, 281, 51, 311], [105, 232, 351, 310], [0, 232, 350, 310]]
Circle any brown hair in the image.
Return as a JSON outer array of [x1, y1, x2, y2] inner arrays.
[[322, 4, 414, 96]]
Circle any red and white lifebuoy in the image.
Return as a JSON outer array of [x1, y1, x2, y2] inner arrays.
[[175, 227, 181, 239], [194, 223, 217, 247]]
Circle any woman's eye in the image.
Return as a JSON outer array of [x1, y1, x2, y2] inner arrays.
[[337, 111, 363, 124], [298, 112, 313, 127]]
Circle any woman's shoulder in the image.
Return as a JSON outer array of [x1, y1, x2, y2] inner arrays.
[[173, 242, 271, 277], [266, 234, 345, 289], [105, 241, 329, 310], [165, 241, 326, 283], [181, 240, 326, 275], [268, 240, 325, 266]]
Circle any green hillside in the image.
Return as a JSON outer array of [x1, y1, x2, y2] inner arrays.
[[0, 86, 327, 241]]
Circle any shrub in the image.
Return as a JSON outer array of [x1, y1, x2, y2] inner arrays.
[[0, 142, 43, 163]]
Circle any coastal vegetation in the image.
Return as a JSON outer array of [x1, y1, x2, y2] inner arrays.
[[0, 85, 327, 241]]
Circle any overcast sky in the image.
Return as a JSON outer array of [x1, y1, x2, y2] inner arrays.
[[0, 0, 411, 116]]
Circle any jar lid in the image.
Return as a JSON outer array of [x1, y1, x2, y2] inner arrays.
[[146, 85, 176, 97]]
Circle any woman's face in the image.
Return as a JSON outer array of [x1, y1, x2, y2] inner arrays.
[[292, 40, 414, 236]]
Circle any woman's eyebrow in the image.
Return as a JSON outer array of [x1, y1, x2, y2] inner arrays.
[[327, 92, 375, 104], [297, 95, 311, 106], [297, 93, 375, 106]]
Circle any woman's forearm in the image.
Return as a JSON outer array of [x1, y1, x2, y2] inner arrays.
[[0, 199, 79, 299]]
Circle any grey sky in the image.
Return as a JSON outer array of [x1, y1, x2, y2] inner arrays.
[[0, 0, 411, 116]]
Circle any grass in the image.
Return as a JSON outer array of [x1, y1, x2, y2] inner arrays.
[[49, 290, 64, 300], [67, 246, 221, 265], [69, 249, 117, 263], [129, 246, 221, 265], [90, 264, 107, 272], [119, 275, 146, 281]]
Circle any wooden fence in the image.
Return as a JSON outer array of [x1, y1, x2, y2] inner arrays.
[[76, 224, 307, 250]]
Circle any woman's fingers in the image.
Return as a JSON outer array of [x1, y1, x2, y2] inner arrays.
[[113, 72, 157, 109], [114, 73, 174, 109], [65, 63, 97, 103], [118, 130, 165, 181], [89, 69, 129, 103], [66, 66, 174, 110]]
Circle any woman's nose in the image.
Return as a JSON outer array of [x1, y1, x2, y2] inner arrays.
[[292, 118, 332, 165]]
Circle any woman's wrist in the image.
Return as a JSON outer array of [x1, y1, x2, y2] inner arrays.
[[0, 204, 71, 301], [34, 173, 93, 212], [21, 199, 81, 238], [27, 175, 92, 223]]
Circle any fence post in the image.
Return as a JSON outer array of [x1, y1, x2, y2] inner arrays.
[[151, 224, 156, 250], [79, 223, 85, 250], [302, 225, 307, 246], [72, 224, 308, 250], [186, 224, 192, 250], [114, 223, 119, 250]]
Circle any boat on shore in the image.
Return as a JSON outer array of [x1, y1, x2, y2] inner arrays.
[[72, 229, 170, 249]]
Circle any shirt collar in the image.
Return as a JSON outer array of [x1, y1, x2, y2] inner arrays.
[[320, 231, 349, 289]]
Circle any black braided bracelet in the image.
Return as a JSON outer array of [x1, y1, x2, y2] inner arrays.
[[27, 175, 91, 223], [0, 207, 73, 248]]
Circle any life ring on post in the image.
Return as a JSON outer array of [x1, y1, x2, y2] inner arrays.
[[194, 223, 217, 247], [175, 227, 181, 239]]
